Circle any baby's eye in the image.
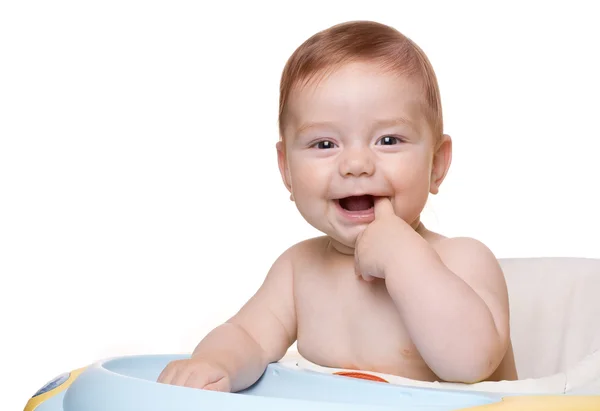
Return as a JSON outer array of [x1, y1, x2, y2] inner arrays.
[[312, 140, 336, 149], [377, 135, 403, 145]]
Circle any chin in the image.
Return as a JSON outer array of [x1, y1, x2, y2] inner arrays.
[[325, 230, 362, 252]]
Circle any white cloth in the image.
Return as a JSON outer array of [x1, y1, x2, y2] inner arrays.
[[279, 257, 600, 394]]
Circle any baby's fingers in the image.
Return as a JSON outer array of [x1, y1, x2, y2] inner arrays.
[[183, 370, 214, 389], [157, 362, 177, 384], [361, 272, 375, 282], [203, 376, 231, 392], [354, 251, 366, 280], [171, 367, 193, 386], [354, 256, 374, 282]]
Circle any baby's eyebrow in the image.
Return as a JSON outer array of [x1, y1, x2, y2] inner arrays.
[[372, 117, 416, 130], [296, 118, 415, 132], [295, 121, 338, 134], [293, 117, 420, 138]]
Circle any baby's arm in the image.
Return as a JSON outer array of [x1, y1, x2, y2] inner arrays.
[[384, 236, 510, 383], [158, 249, 297, 392]]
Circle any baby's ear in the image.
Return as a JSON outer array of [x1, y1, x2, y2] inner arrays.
[[276, 141, 293, 195], [430, 134, 452, 195]]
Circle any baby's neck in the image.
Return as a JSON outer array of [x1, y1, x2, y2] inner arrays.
[[326, 239, 354, 256], [327, 219, 426, 256]]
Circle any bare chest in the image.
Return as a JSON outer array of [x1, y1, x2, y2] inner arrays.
[[293, 259, 433, 378]]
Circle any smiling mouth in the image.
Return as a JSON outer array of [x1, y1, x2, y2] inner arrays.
[[337, 195, 375, 212]]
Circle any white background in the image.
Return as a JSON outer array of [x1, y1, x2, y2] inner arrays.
[[1, 1, 599, 409]]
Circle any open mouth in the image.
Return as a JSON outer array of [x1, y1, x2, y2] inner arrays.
[[337, 195, 375, 212]]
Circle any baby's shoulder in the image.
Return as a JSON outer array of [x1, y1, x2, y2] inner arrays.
[[260, 237, 330, 286], [432, 235, 497, 261], [420, 226, 496, 259], [275, 236, 332, 271], [429, 234, 506, 284], [284, 236, 331, 260]]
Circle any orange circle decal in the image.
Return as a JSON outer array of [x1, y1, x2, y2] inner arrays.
[[333, 371, 389, 383]]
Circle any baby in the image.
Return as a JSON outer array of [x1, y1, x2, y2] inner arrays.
[[157, 20, 518, 392]]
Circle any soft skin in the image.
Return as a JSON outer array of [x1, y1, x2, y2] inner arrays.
[[157, 61, 517, 391]]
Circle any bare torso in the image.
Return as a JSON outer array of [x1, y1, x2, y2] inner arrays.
[[291, 232, 518, 382]]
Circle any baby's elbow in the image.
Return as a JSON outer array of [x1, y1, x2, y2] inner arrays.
[[438, 360, 495, 384], [454, 358, 498, 384], [439, 341, 507, 384]]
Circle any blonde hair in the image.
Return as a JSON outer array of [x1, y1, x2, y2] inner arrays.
[[278, 21, 443, 141]]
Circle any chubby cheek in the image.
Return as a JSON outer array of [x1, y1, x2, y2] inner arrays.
[[289, 171, 330, 228], [384, 160, 432, 218], [289, 160, 330, 199]]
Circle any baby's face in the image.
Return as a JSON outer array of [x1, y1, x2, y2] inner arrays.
[[278, 62, 450, 250]]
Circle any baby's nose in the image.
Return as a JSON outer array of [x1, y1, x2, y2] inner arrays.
[[339, 148, 375, 177]]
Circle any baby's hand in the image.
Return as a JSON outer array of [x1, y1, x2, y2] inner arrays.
[[157, 358, 231, 392], [354, 197, 406, 281]]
